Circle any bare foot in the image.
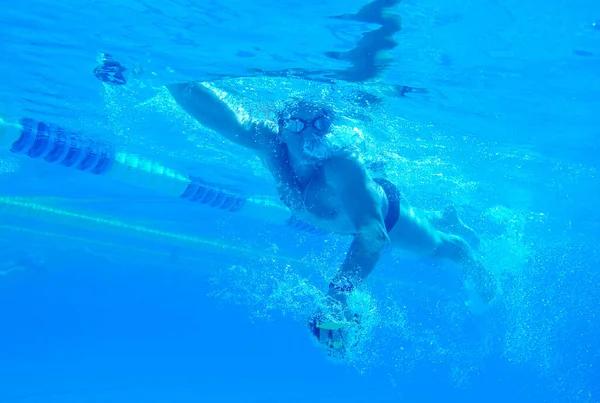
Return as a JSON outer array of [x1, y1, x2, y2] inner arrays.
[[441, 204, 481, 249]]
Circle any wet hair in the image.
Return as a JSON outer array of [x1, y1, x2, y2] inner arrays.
[[277, 99, 336, 126]]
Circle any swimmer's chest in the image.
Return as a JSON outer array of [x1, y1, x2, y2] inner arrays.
[[296, 166, 355, 234]]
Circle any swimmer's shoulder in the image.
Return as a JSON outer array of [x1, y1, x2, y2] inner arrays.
[[253, 119, 279, 136], [241, 118, 279, 148]]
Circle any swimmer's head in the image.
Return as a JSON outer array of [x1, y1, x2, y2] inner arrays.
[[277, 100, 336, 160]]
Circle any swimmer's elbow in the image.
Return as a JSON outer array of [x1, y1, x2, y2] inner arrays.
[[357, 221, 389, 251]]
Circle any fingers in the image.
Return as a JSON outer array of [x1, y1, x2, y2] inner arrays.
[[330, 330, 344, 349]]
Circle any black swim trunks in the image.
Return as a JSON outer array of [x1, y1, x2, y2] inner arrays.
[[373, 178, 401, 233]]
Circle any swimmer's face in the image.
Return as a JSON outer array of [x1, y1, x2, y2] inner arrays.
[[278, 102, 334, 160]]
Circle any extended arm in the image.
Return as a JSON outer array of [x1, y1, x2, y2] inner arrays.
[[167, 82, 270, 150], [324, 152, 390, 292], [167, 82, 305, 211]]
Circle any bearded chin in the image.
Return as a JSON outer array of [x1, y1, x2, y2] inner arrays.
[[302, 135, 330, 160]]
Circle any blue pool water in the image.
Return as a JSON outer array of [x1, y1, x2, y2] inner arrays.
[[0, 0, 599, 402]]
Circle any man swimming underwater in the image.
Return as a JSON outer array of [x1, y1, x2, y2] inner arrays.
[[167, 82, 496, 356]]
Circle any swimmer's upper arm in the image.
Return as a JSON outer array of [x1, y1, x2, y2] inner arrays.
[[167, 82, 276, 151], [261, 141, 305, 211], [324, 152, 389, 284], [168, 83, 300, 208]]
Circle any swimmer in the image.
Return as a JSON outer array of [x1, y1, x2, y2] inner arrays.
[[167, 82, 496, 356]]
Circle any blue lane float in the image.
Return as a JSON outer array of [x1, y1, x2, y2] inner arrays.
[[1, 117, 324, 234], [14, 118, 115, 174]]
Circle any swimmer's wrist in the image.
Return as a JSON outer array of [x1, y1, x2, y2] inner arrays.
[[328, 277, 355, 294]]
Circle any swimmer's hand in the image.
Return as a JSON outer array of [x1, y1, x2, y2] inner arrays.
[[308, 293, 360, 359]]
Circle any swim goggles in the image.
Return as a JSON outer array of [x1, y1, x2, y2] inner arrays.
[[279, 115, 332, 134]]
